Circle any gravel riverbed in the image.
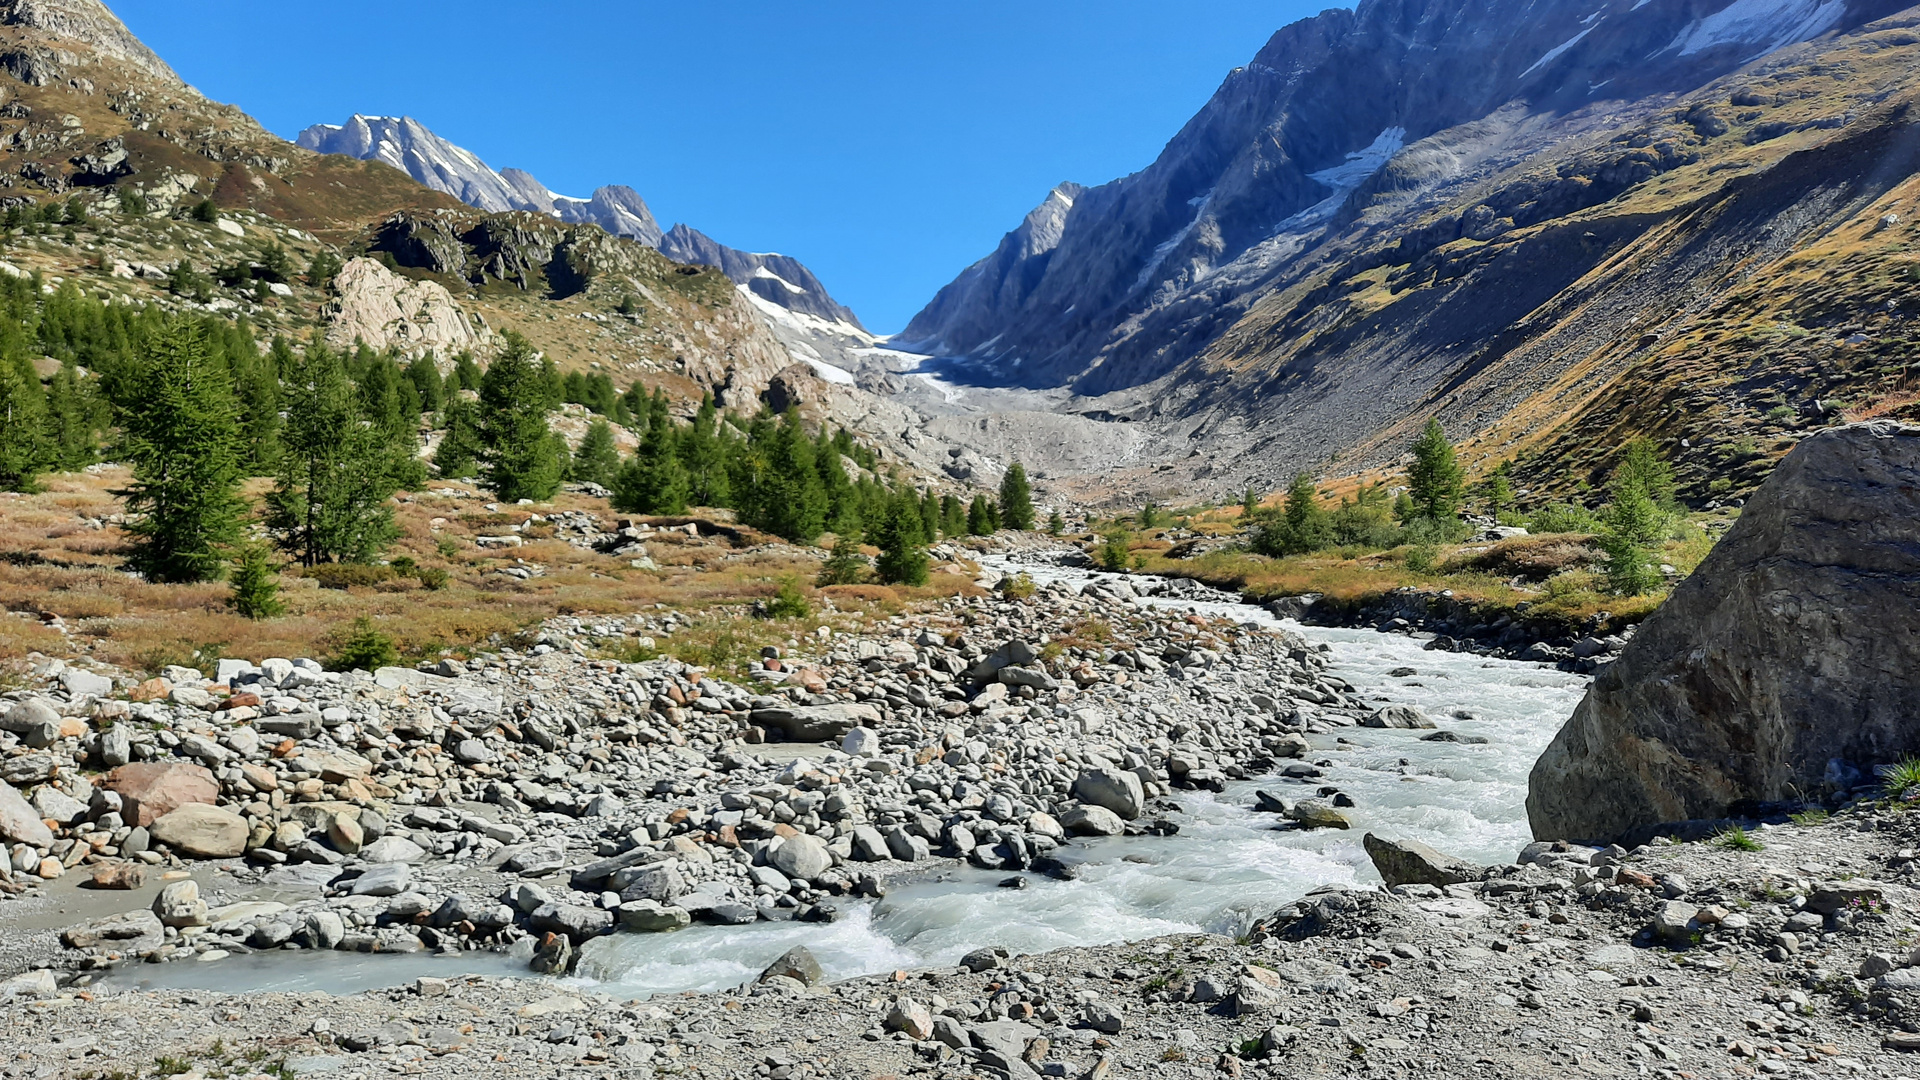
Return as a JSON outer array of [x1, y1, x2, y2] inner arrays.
[[6, 543, 1920, 1079]]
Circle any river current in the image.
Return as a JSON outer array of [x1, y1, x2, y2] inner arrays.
[[109, 561, 1588, 997]]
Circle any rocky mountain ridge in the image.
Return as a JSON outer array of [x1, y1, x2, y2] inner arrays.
[[899, 0, 1920, 504], [295, 116, 665, 246], [296, 113, 871, 373]]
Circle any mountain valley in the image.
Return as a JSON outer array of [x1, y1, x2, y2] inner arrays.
[[5, 4, 1920, 1078]]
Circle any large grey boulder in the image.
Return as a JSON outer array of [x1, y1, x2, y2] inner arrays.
[[1362, 833, 1482, 887], [1071, 766, 1144, 820], [0, 780, 54, 848], [1058, 804, 1125, 836], [1529, 424, 1920, 842], [750, 703, 882, 742], [769, 833, 832, 881], [1, 698, 60, 747]]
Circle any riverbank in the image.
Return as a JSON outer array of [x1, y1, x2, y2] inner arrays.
[[5, 537, 1451, 989], [8, 797, 1920, 1079], [8, 538, 1920, 1078]]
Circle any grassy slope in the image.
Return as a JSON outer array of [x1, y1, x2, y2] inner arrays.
[[1189, 14, 1920, 505], [0, 467, 983, 681]]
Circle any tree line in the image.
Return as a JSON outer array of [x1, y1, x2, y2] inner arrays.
[[1242, 418, 1681, 595], [0, 275, 1054, 606]]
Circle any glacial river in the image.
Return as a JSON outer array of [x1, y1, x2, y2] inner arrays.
[[108, 561, 1588, 997]]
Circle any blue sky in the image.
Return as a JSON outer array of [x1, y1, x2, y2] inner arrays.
[[113, 1, 1327, 333]]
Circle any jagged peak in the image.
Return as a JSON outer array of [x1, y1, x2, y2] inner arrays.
[[0, 0, 179, 83]]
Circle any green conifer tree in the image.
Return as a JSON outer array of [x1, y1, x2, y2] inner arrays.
[[872, 490, 929, 586], [449, 351, 482, 394], [475, 333, 564, 502], [265, 343, 401, 565], [919, 490, 941, 540], [1249, 472, 1328, 557], [734, 410, 827, 543], [404, 354, 444, 416], [228, 543, 284, 619], [998, 463, 1035, 531], [1601, 479, 1665, 596], [0, 352, 48, 491], [1048, 510, 1065, 535], [1614, 437, 1678, 512], [41, 361, 101, 471], [306, 250, 343, 290], [433, 396, 482, 479], [817, 534, 867, 586], [942, 494, 966, 537], [571, 418, 620, 487], [1485, 461, 1516, 520], [1406, 418, 1465, 523], [681, 393, 732, 507], [119, 321, 246, 583], [966, 494, 993, 536], [1599, 443, 1673, 596], [610, 405, 689, 514]]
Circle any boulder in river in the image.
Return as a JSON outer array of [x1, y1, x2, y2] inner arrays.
[[1529, 423, 1920, 843], [1286, 799, 1351, 829], [760, 945, 823, 986], [1362, 705, 1435, 729]]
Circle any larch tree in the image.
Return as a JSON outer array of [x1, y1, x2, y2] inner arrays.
[[998, 463, 1035, 531], [119, 321, 246, 583], [265, 344, 401, 566], [476, 333, 565, 502]]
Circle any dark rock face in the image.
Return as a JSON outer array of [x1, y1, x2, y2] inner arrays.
[[897, 0, 1910, 396], [660, 224, 864, 331], [1528, 423, 1920, 843], [299, 115, 865, 343]]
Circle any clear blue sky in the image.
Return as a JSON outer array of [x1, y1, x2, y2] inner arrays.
[[113, 1, 1329, 334]]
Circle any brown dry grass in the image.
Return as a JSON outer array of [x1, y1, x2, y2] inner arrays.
[[1444, 534, 1600, 581], [0, 467, 981, 676]]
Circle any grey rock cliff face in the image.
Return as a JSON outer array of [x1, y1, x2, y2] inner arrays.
[[1527, 423, 1920, 843], [0, 0, 179, 83], [900, 0, 1906, 394], [659, 223, 863, 331], [296, 116, 663, 245]]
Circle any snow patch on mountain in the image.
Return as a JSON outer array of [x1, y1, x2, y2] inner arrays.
[[1523, 26, 1595, 75], [1273, 126, 1409, 233], [1671, 0, 1845, 57], [752, 266, 806, 295]]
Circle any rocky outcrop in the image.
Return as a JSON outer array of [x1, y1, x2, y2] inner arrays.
[[0, 0, 179, 84], [323, 257, 482, 357], [1528, 423, 1920, 843], [659, 224, 864, 331], [298, 117, 664, 246], [300, 115, 863, 341], [763, 362, 830, 415]]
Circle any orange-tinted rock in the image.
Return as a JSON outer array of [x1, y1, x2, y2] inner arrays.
[[103, 762, 218, 827], [127, 678, 172, 703]]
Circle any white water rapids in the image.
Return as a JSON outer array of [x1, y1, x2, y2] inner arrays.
[[108, 562, 1589, 998]]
